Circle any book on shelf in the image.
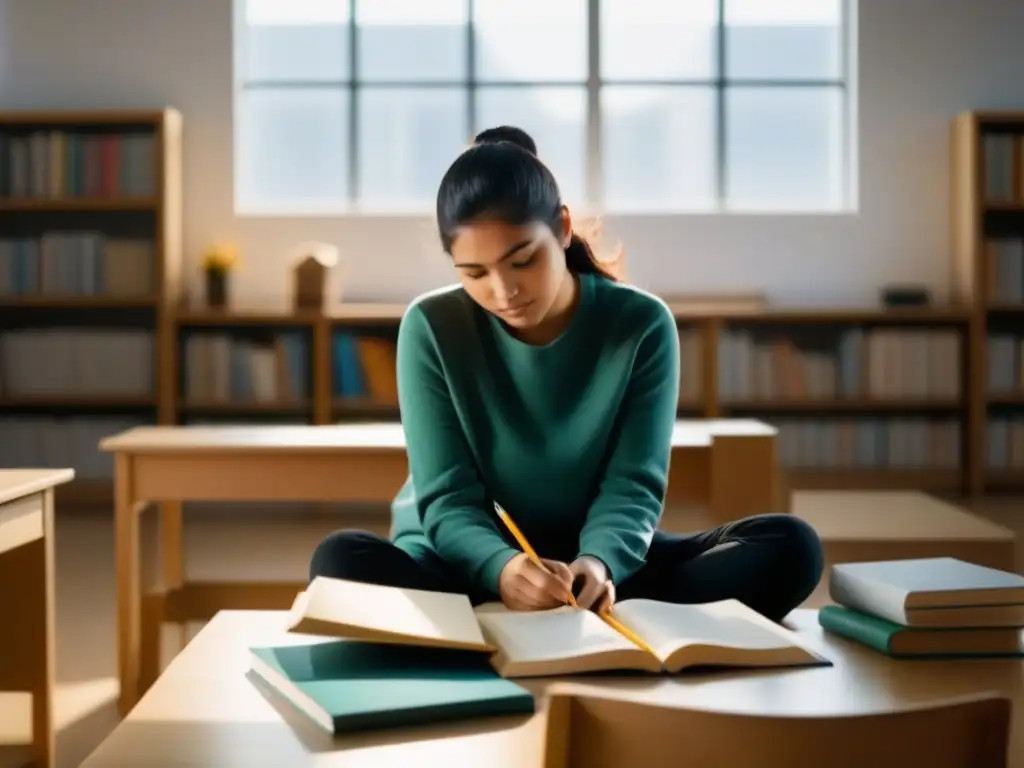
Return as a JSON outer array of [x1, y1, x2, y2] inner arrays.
[[183, 332, 308, 404], [818, 604, 1024, 658], [0, 328, 153, 397], [249, 639, 535, 735], [828, 557, 1024, 628], [0, 234, 155, 298], [717, 326, 961, 401], [774, 417, 961, 472], [985, 237, 1024, 305], [0, 416, 147, 480], [281, 577, 830, 678], [986, 332, 1024, 395], [332, 330, 398, 405], [985, 417, 1024, 471], [982, 132, 1024, 206], [0, 129, 156, 199], [676, 327, 702, 403]]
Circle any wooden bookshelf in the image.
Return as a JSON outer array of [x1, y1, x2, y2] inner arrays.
[[166, 303, 972, 493], [952, 109, 1024, 494], [172, 311, 317, 426], [0, 108, 182, 505], [707, 308, 967, 490]]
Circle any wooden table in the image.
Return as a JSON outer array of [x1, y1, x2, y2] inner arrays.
[[99, 419, 784, 715], [793, 491, 1017, 569], [0, 469, 74, 768], [793, 491, 1019, 607], [79, 608, 1024, 766]]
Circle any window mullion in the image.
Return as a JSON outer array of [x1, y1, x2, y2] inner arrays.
[[715, 0, 726, 210], [586, 0, 602, 208], [467, 0, 476, 137], [348, 0, 358, 205], [840, 0, 854, 208]]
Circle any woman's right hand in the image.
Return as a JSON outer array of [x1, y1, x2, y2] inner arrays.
[[498, 553, 574, 611]]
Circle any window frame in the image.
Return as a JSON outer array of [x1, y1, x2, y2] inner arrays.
[[232, 0, 858, 216]]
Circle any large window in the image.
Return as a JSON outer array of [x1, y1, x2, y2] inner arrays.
[[234, 0, 855, 214]]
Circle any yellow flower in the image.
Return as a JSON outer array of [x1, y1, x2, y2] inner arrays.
[[202, 242, 239, 272]]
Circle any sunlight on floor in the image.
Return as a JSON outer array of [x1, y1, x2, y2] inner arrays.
[[0, 677, 118, 743]]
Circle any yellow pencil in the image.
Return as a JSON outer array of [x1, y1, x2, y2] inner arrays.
[[493, 501, 578, 608], [599, 611, 659, 659]]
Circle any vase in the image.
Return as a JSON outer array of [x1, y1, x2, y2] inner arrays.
[[205, 269, 228, 309]]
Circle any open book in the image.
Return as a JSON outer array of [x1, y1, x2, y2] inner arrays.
[[286, 577, 829, 677]]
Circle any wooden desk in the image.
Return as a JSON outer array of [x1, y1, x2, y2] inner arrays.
[[80, 608, 1024, 767], [99, 419, 783, 715], [0, 469, 74, 768]]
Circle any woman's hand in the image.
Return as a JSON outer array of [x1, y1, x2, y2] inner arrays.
[[498, 553, 574, 611], [569, 556, 615, 613]]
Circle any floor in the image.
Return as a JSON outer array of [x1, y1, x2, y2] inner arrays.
[[0, 494, 1021, 767]]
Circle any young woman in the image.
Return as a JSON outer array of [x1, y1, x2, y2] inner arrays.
[[309, 140, 824, 622]]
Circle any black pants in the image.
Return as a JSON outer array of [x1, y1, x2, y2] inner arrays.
[[308, 513, 824, 623]]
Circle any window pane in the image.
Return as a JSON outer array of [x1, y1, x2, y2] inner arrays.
[[725, 86, 844, 210], [245, 23, 350, 82], [357, 88, 467, 208], [601, 87, 716, 211], [474, 0, 587, 83], [237, 88, 349, 211], [725, 0, 843, 80], [601, 1, 718, 81], [474, 87, 587, 205], [356, 0, 467, 82], [245, 0, 350, 25]]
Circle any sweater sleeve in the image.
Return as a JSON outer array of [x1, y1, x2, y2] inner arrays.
[[395, 304, 520, 595], [576, 302, 680, 584]]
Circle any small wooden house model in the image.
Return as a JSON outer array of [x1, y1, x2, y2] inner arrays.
[[290, 241, 339, 312]]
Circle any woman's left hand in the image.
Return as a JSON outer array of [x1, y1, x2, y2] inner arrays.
[[569, 556, 615, 613]]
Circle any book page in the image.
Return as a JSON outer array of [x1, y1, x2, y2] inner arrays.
[[288, 576, 490, 650], [613, 599, 802, 661], [474, 605, 637, 663]]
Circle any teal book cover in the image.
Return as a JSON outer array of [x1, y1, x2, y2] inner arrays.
[[250, 639, 535, 734], [818, 604, 1024, 659]]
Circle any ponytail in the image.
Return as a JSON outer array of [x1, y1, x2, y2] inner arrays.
[[564, 220, 626, 282]]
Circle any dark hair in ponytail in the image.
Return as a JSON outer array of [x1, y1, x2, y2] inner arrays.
[[436, 141, 623, 281], [473, 125, 538, 156], [563, 233, 616, 279]]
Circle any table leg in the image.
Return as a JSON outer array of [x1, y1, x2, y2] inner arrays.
[[32, 489, 56, 768], [115, 454, 141, 716], [0, 490, 55, 767], [139, 594, 164, 695], [161, 501, 185, 658]]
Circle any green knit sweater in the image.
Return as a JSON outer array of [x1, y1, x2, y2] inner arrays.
[[389, 271, 680, 597]]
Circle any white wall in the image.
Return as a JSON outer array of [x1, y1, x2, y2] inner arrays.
[[1, 0, 1022, 309]]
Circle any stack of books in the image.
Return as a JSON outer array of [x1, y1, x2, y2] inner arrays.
[[818, 556, 1024, 658], [249, 576, 830, 735]]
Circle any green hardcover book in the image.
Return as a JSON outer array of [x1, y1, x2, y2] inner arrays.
[[818, 604, 1024, 659], [249, 639, 535, 735]]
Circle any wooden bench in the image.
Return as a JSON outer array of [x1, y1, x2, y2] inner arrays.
[[100, 418, 785, 715]]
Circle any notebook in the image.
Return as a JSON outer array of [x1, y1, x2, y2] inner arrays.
[[286, 577, 830, 677], [818, 605, 1024, 658], [249, 639, 535, 734], [829, 557, 1024, 627]]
